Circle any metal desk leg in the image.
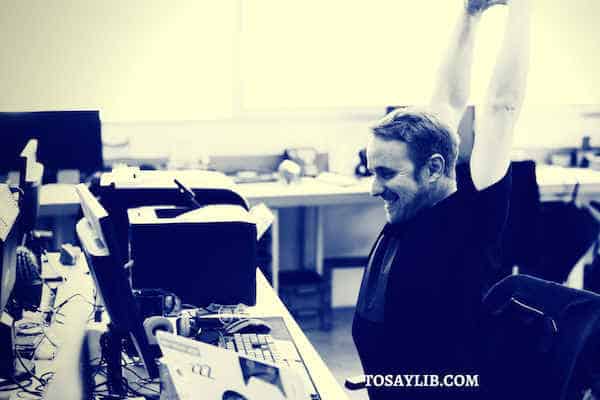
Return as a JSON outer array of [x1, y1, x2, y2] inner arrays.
[[271, 208, 280, 293], [315, 206, 324, 276], [302, 206, 324, 275]]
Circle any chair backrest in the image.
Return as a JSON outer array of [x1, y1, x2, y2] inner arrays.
[[501, 160, 541, 272], [481, 274, 600, 400]]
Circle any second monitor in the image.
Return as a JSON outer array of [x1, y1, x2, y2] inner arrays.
[[75, 183, 159, 393]]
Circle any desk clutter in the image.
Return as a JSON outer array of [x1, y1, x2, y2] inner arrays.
[[156, 326, 316, 400], [0, 186, 324, 400], [0, 271, 321, 399], [0, 141, 344, 400]]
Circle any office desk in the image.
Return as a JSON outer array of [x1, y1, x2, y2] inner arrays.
[[29, 253, 349, 400], [239, 178, 377, 292], [238, 166, 600, 291], [39, 165, 600, 292], [536, 165, 600, 202], [38, 184, 81, 250]]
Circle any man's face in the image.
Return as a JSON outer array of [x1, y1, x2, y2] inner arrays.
[[367, 136, 429, 224]]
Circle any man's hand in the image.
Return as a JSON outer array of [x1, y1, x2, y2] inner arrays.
[[466, 0, 507, 15]]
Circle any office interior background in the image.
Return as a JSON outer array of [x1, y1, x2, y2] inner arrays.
[[1, 0, 600, 397], [2, 0, 599, 278]]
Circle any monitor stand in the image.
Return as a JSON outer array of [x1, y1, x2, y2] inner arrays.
[[102, 324, 128, 397]]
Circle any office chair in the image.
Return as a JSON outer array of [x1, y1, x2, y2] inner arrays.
[[459, 160, 599, 286], [532, 182, 600, 284], [456, 160, 542, 285], [500, 161, 541, 277], [481, 274, 600, 400]]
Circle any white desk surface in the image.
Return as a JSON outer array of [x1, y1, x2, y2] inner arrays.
[[535, 165, 600, 201], [39, 183, 80, 217], [38, 253, 349, 400], [240, 177, 375, 208], [39, 165, 600, 213]]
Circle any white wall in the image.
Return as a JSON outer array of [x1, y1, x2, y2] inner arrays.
[[0, 0, 236, 121], [513, 105, 600, 148], [2, 0, 600, 124], [103, 105, 600, 167]]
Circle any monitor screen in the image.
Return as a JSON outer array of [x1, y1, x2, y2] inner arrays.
[[75, 184, 159, 379], [0, 111, 103, 181], [0, 184, 20, 318]]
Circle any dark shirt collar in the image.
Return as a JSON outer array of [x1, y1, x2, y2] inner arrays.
[[385, 189, 461, 235]]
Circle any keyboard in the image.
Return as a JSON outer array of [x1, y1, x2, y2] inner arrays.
[[218, 332, 320, 400], [220, 333, 279, 363]]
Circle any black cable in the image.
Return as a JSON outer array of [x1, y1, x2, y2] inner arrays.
[[16, 389, 43, 399], [124, 376, 160, 397], [33, 382, 47, 392], [0, 378, 32, 392], [54, 293, 95, 312], [8, 377, 43, 398], [11, 319, 48, 388], [120, 356, 154, 384], [13, 349, 46, 388], [93, 380, 108, 389], [133, 378, 161, 395], [40, 331, 58, 348], [121, 356, 160, 395], [39, 371, 54, 383]]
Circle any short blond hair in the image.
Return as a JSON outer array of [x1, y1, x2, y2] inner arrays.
[[372, 107, 459, 178]]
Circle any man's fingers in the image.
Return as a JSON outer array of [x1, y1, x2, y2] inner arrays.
[[466, 0, 508, 14]]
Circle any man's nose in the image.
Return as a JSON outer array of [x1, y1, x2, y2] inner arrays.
[[371, 177, 384, 197]]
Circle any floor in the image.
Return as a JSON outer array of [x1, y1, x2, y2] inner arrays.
[[302, 308, 369, 400]]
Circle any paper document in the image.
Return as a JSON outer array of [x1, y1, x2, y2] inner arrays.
[[156, 331, 309, 400], [249, 203, 274, 240]]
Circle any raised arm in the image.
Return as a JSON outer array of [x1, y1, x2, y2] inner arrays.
[[430, 4, 484, 131], [470, 0, 531, 190]]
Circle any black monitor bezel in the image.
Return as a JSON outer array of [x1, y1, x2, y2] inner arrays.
[[75, 184, 159, 379], [0, 111, 103, 181], [0, 184, 20, 318]]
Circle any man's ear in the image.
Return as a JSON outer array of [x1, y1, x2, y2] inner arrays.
[[426, 154, 446, 182]]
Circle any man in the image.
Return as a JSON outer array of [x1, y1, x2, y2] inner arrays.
[[352, 0, 531, 398]]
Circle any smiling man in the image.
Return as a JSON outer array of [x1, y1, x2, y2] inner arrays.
[[352, 0, 531, 399]]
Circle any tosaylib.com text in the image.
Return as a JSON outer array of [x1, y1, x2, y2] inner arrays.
[[365, 374, 480, 388]]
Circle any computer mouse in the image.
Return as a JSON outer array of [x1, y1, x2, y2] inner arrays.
[[225, 318, 272, 334], [195, 329, 221, 345]]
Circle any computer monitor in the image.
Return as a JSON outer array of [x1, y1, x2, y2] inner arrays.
[[0, 184, 20, 380], [75, 184, 159, 385], [0, 185, 19, 318], [0, 111, 103, 182], [18, 139, 44, 239]]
